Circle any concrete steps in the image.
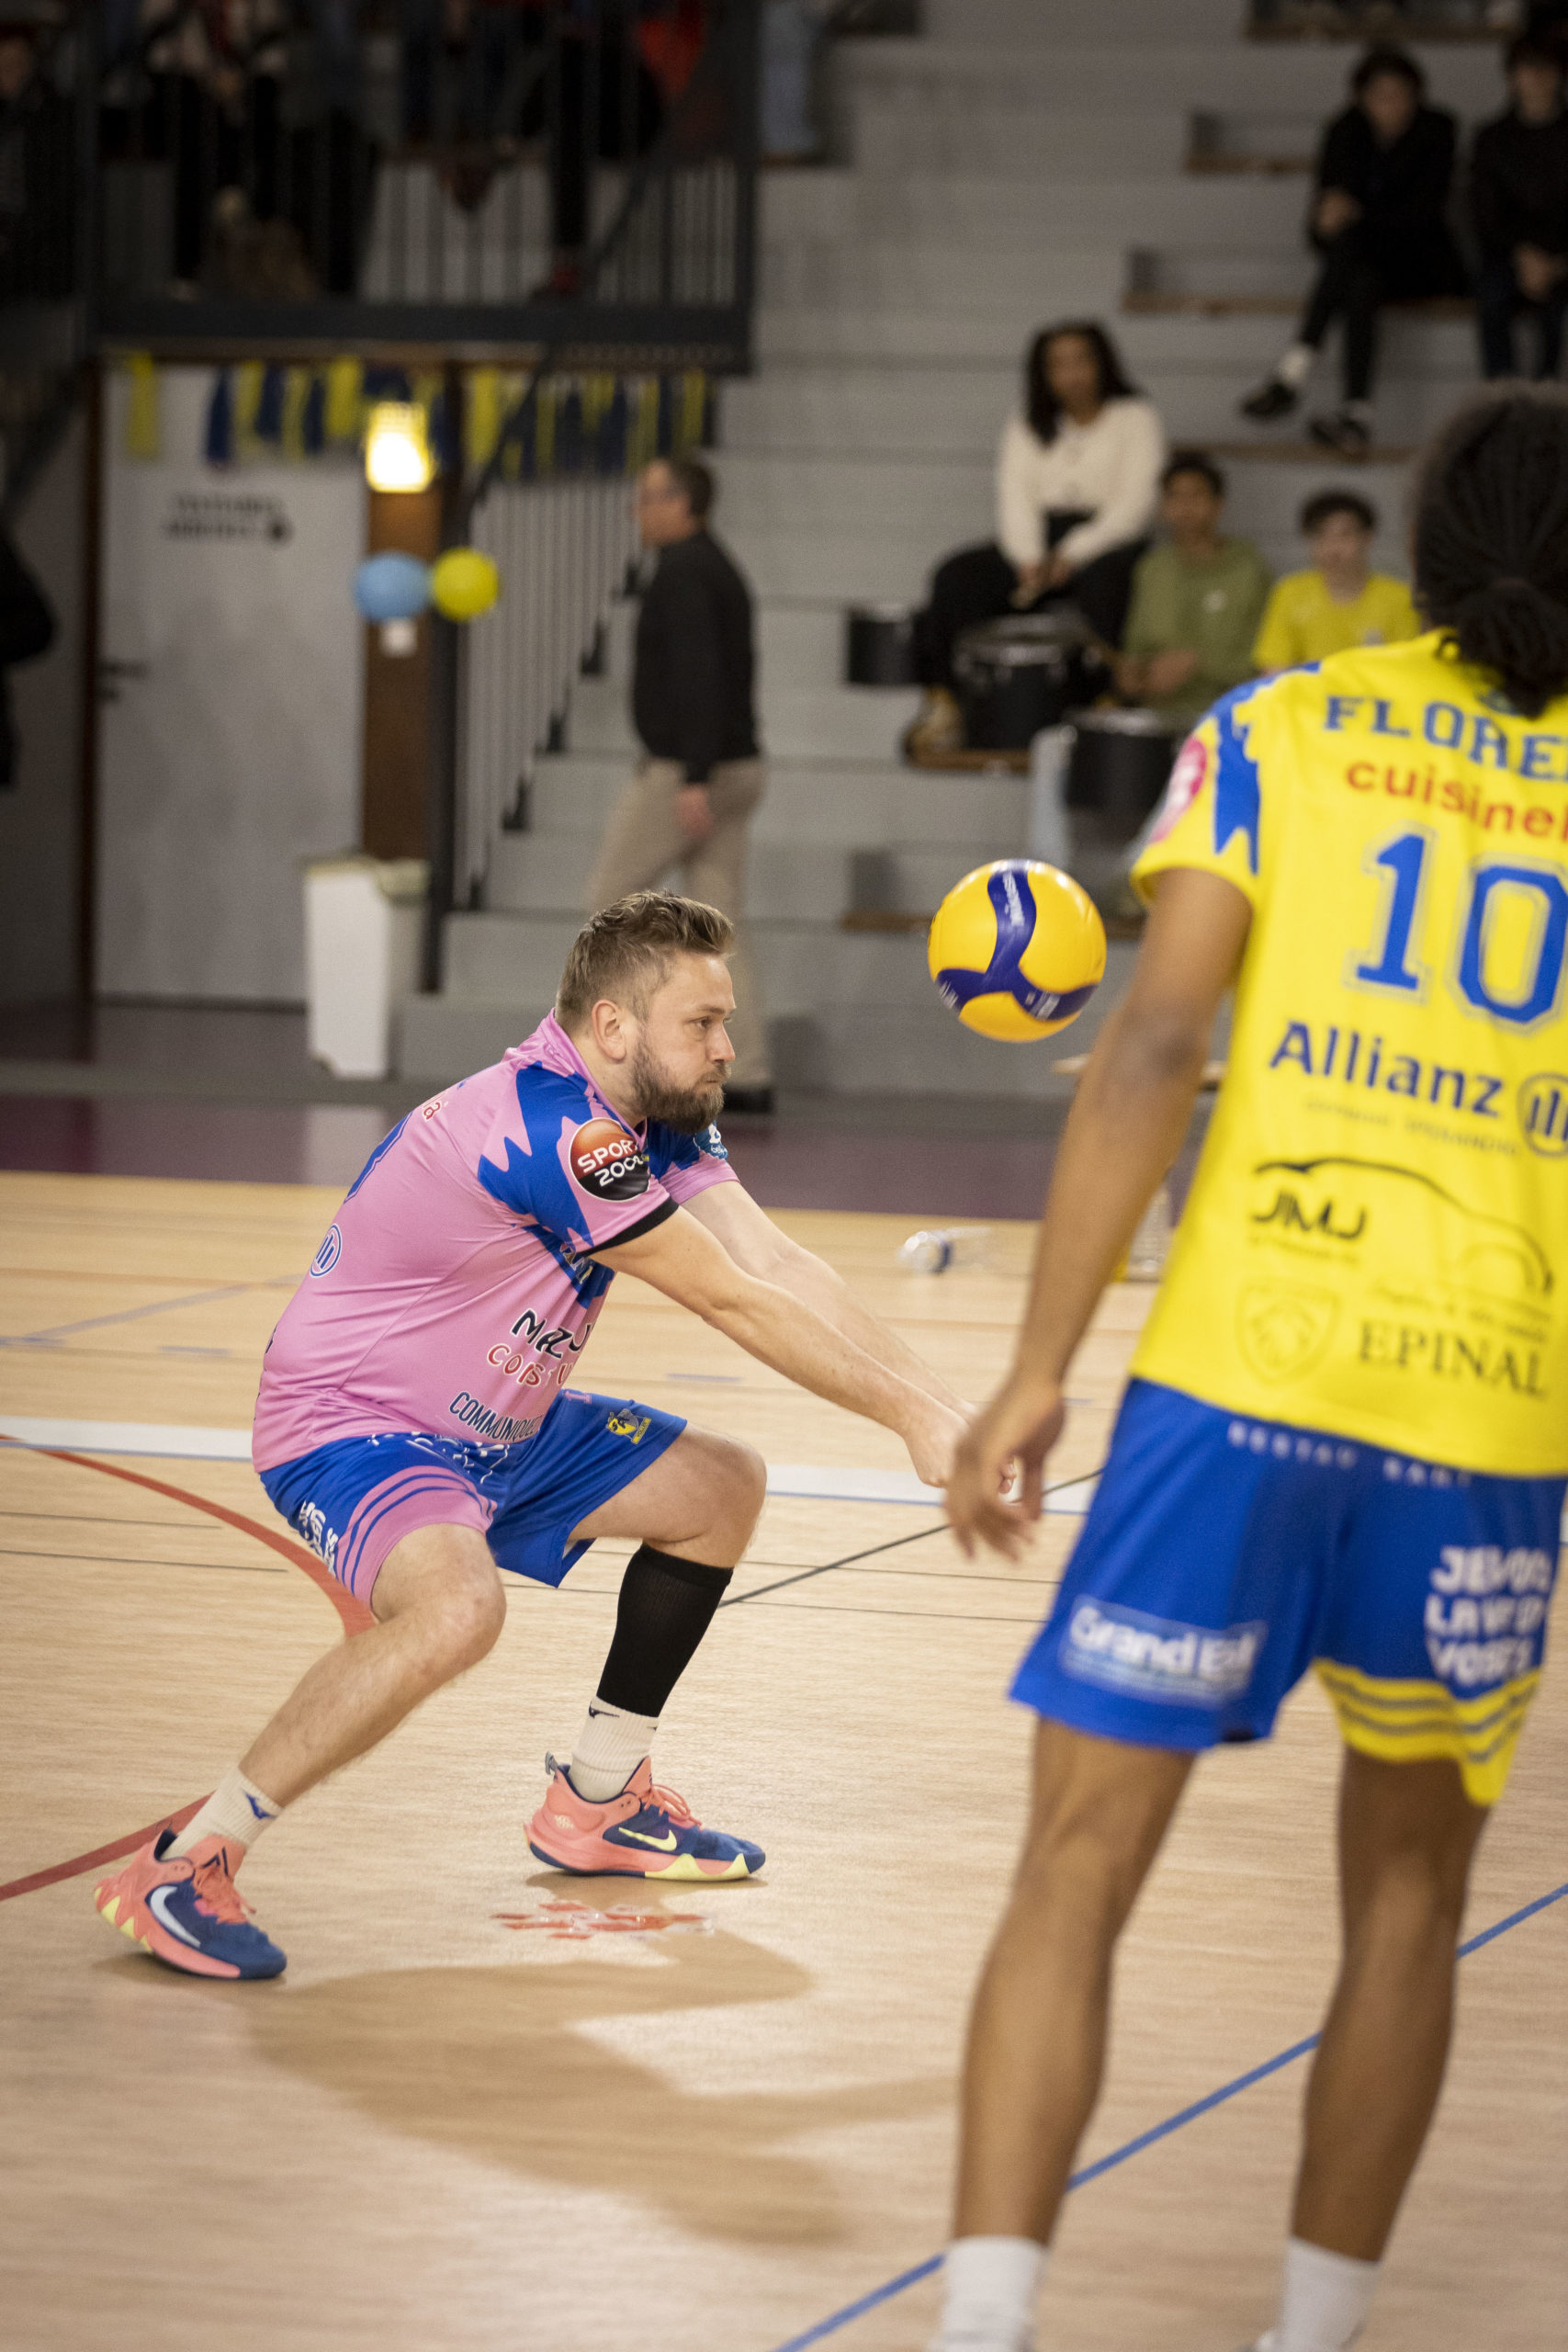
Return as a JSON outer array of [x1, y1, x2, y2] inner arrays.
[[410, 0, 1497, 1102], [760, 236, 1121, 318], [402, 919, 1139, 1098], [765, 171, 1310, 253], [565, 671, 920, 764], [525, 749, 1029, 853]]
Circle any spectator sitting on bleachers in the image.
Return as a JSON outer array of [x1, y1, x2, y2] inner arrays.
[[905, 320, 1165, 761], [1254, 488, 1419, 674], [1239, 47, 1467, 459], [1114, 452, 1270, 733], [1472, 31, 1568, 381]]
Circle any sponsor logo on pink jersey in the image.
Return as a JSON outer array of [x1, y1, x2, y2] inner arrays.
[[570, 1118, 650, 1203]]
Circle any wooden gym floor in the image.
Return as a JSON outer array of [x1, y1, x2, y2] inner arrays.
[[0, 1170, 1563, 2352]]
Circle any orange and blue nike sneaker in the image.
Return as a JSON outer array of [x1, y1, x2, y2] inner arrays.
[[526, 1756, 764, 1881], [94, 1830, 287, 1980]]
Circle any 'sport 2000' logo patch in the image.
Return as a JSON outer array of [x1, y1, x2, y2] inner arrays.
[[570, 1118, 650, 1202]]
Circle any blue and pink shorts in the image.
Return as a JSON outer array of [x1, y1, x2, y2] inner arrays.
[[258, 1389, 685, 1608]]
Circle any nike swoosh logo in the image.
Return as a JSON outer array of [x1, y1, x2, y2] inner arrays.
[[616, 1827, 679, 1851], [147, 1883, 202, 1948]]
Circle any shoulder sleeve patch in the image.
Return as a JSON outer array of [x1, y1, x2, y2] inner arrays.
[[1132, 679, 1269, 910], [649, 1116, 739, 1204]]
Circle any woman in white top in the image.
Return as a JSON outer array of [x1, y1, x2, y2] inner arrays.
[[908, 322, 1167, 759]]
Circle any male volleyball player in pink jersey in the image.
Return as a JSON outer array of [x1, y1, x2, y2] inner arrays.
[[96, 892, 967, 1980]]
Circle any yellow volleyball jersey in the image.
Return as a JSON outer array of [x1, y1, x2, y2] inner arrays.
[[1252, 570, 1419, 672], [1131, 631, 1568, 1478]]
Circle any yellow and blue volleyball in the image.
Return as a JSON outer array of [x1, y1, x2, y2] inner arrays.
[[928, 859, 1106, 1042]]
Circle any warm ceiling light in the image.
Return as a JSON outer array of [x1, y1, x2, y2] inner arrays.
[[365, 401, 433, 492]]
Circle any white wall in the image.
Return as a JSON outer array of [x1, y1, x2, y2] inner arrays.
[[96, 368, 365, 1002]]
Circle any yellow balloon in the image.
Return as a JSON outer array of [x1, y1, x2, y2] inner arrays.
[[430, 547, 501, 620]]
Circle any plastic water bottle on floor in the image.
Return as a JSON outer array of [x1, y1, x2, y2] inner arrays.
[[1124, 1184, 1173, 1282], [897, 1227, 989, 1273]]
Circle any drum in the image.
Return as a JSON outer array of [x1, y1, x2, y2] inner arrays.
[[1066, 707, 1179, 834], [845, 604, 918, 686], [953, 611, 1103, 751]]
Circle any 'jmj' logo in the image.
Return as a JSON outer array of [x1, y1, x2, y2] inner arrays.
[[1517, 1072, 1568, 1158]]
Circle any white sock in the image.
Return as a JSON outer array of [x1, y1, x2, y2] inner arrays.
[[570, 1701, 659, 1802], [1271, 2237, 1381, 2352], [168, 1765, 281, 1861], [929, 2237, 1046, 2352], [1277, 342, 1314, 388]]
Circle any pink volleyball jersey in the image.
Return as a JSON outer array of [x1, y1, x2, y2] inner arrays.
[[252, 1014, 736, 1472]]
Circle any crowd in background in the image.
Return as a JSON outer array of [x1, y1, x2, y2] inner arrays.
[[0, 2, 825, 307], [905, 29, 1568, 763], [904, 316, 1421, 763], [1244, 30, 1568, 454]]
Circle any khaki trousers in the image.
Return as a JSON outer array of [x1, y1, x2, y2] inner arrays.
[[584, 754, 771, 1086]]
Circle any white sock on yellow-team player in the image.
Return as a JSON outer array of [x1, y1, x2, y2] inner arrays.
[[930, 2237, 1046, 2352], [1259, 2237, 1381, 2352]]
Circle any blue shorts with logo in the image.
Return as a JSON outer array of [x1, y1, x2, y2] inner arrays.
[[258, 1389, 685, 1608], [1012, 1378, 1562, 1805]]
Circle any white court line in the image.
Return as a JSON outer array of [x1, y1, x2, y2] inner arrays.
[[0, 1415, 1100, 1516], [767, 1462, 1098, 1515], [0, 1414, 254, 1462]]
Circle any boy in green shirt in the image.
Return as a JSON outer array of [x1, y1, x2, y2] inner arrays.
[[1115, 451, 1271, 730], [1254, 487, 1420, 673]]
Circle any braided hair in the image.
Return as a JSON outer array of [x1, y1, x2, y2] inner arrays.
[[1414, 389, 1568, 719]]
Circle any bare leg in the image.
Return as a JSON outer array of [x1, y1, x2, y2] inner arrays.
[[953, 1720, 1193, 2241], [570, 1424, 766, 1564], [239, 1524, 506, 1806], [234, 1431, 762, 1815], [1292, 1749, 1487, 2259]]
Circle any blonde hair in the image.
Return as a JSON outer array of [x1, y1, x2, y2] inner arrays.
[[556, 890, 734, 1029]]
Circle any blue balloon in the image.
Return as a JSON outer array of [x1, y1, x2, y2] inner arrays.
[[353, 552, 431, 623]]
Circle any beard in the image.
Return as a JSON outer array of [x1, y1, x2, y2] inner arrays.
[[627, 1038, 726, 1135]]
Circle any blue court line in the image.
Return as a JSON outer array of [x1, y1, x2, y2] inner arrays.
[[765, 1874, 1568, 2352], [1, 1283, 253, 1347]]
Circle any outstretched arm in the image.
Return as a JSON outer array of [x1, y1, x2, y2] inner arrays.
[[684, 1181, 969, 1415], [946, 867, 1251, 1557], [592, 1204, 965, 1487]]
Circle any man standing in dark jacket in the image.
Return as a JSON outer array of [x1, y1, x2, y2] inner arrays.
[[0, 517, 54, 789], [1240, 47, 1467, 457], [584, 455, 773, 1112], [1472, 33, 1568, 380]]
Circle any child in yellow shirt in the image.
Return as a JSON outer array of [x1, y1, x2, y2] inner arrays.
[[1253, 488, 1419, 672]]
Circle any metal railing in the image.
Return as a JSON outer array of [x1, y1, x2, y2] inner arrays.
[[1247, 3, 1515, 33], [441, 362, 710, 938], [89, 0, 759, 367]]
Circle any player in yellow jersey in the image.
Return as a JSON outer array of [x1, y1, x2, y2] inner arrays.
[[928, 390, 1568, 2352]]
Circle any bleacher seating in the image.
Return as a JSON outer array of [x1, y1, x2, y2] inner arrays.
[[405, 0, 1512, 1100]]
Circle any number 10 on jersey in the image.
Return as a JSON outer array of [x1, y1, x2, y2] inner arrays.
[[1350, 827, 1568, 1030]]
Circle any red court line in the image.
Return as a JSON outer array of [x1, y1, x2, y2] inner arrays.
[[0, 1798, 208, 1904], [36, 1448, 372, 1634], [0, 1447, 372, 1906]]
